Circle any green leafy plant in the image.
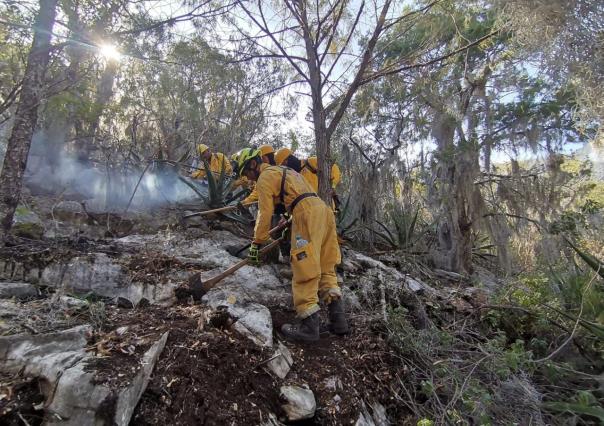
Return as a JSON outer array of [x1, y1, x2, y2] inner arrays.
[[336, 193, 359, 239], [564, 237, 604, 279], [543, 391, 604, 423], [371, 203, 422, 250], [178, 158, 235, 209]]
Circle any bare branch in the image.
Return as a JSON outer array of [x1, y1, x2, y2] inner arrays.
[[239, 0, 310, 83], [326, 0, 393, 139], [321, 0, 364, 84]]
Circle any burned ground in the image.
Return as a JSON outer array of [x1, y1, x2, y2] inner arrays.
[[0, 374, 45, 426]]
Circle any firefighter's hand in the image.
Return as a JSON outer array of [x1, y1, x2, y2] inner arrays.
[[277, 215, 288, 228], [248, 243, 260, 266]]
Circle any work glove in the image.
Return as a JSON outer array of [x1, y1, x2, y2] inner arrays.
[[275, 215, 290, 240], [248, 243, 261, 266]]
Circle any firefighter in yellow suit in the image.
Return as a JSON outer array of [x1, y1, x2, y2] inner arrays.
[[274, 149, 342, 210], [191, 144, 232, 179], [237, 148, 349, 342], [239, 144, 276, 205]]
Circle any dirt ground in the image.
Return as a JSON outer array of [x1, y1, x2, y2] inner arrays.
[[129, 303, 411, 425], [1, 298, 412, 425]]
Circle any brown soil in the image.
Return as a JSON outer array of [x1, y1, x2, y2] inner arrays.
[[122, 251, 187, 285], [84, 305, 174, 388], [128, 303, 411, 425], [271, 307, 412, 425], [131, 310, 281, 426]]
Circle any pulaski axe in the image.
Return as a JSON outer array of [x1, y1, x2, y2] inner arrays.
[[188, 218, 291, 299], [183, 202, 258, 219]]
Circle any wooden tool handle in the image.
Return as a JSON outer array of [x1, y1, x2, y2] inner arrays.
[[183, 201, 258, 218], [201, 238, 283, 292]]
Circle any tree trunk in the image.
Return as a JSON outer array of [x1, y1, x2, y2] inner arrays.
[[0, 0, 58, 238], [81, 58, 118, 163], [429, 111, 475, 275], [297, 1, 332, 203]]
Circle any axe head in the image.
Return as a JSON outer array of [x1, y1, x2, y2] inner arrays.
[[187, 272, 222, 300]]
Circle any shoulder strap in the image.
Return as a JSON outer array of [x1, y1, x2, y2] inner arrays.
[[303, 160, 317, 174], [279, 167, 287, 204]]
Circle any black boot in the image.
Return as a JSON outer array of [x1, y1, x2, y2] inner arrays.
[[281, 312, 320, 342], [321, 299, 350, 335]]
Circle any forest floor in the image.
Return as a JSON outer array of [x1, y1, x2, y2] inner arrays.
[[1, 195, 600, 425]]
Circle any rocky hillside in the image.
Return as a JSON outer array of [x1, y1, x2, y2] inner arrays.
[[0, 194, 536, 426]]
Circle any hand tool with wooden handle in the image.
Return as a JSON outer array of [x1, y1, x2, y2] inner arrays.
[[183, 202, 258, 219], [188, 238, 283, 299], [188, 218, 291, 299]]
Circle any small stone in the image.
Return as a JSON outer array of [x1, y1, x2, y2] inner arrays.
[[0, 282, 39, 299], [323, 376, 341, 391], [12, 206, 45, 239], [227, 303, 274, 348], [52, 201, 86, 222], [280, 385, 316, 421], [267, 342, 293, 379], [59, 295, 88, 309], [341, 259, 360, 273]]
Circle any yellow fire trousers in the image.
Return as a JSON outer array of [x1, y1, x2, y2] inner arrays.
[[289, 197, 342, 318]]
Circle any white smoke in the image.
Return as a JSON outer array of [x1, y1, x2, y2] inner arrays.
[[25, 129, 203, 212]]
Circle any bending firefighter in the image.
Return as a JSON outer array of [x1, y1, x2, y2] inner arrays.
[[191, 143, 232, 179], [274, 148, 341, 210], [237, 148, 349, 342], [239, 144, 277, 205]]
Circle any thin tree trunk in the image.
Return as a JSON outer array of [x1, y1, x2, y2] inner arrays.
[[429, 111, 476, 274], [82, 58, 118, 163], [0, 0, 58, 238]]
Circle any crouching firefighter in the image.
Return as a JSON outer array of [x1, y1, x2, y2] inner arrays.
[[237, 148, 349, 342]]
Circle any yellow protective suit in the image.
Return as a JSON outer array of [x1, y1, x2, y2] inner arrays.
[[191, 152, 232, 179], [242, 184, 259, 204], [254, 164, 342, 318], [231, 176, 258, 204], [300, 156, 341, 192], [300, 157, 341, 211]]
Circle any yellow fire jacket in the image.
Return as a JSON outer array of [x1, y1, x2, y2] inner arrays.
[[253, 164, 316, 243], [191, 152, 232, 179], [300, 156, 341, 192], [231, 176, 258, 204]]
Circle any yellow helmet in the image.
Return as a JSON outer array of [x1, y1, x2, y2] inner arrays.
[[275, 147, 291, 166], [197, 143, 209, 156], [236, 147, 262, 177], [259, 145, 275, 156]]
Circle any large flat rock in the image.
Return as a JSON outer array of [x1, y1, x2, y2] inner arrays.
[[0, 325, 168, 426], [40, 253, 177, 306]]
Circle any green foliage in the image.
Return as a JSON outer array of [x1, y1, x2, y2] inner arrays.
[[564, 237, 604, 280], [385, 307, 541, 424], [335, 193, 358, 239], [543, 391, 604, 423], [371, 203, 423, 250]]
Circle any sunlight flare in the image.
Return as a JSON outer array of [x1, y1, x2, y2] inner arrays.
[[99, 43, 121, 61]]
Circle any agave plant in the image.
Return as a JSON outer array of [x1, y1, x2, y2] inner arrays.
[[336, 193, 359, 240], [178, 158, 235, 209], [564, 236, 604, 279], [371, 203, 422, 250]]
